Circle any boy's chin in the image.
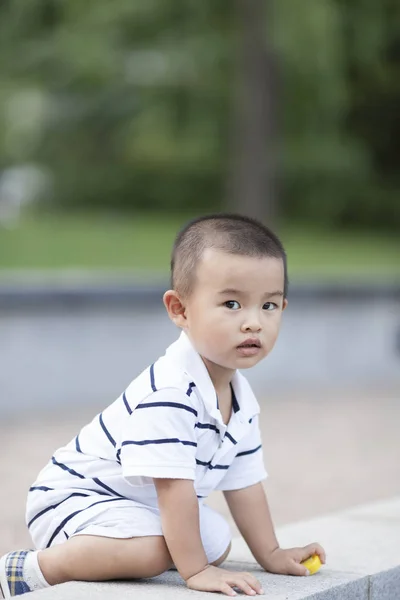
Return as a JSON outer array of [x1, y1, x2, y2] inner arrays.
[[234, 354, 265, 368]]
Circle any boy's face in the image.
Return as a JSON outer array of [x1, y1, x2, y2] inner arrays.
[[172, 248, 287, 374]]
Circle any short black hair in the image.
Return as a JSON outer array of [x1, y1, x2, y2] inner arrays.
[[171, 213, 288, 298]]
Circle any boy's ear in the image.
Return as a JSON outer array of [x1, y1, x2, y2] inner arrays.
[[282, 298, 288, 311], [163, 290, 187, 328]]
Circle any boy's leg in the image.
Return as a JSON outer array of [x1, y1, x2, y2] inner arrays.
[[5, 497, 231, 593], [39, 534, 231, 585], [0, 534, 231, 595], [38, 534, 173, 584]]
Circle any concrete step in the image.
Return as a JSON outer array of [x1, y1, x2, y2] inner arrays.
[[25, 496, 400, 599]]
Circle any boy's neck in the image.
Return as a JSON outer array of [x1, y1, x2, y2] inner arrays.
[[201, 356, 235, 397]]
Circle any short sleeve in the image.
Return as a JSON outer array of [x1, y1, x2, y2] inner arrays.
[[120, 388, 198, 481], [215, 415, 267, 491]]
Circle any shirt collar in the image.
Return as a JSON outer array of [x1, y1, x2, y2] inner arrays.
[[165, 331, 261, 422]]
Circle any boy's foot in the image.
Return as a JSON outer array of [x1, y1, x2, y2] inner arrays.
[[0, 551, 35, 597]]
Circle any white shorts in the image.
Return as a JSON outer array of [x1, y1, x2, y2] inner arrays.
[[29, 496, 231, 565]]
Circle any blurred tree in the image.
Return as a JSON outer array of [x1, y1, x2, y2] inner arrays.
[[0, 0, 398, 229], [336, 0, 400, 228], [0, 0, 231, 211], [272, 0, 399, 229], [227, 0, 279, 222]]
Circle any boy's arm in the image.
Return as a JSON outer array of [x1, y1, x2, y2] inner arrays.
[[223, 482, 279, 567], [154, 478, 263, 596], [224, 483, 326, 575], [154, 478, 208, 579]]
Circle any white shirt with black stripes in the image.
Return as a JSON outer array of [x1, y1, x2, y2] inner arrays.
[[27, 332, 267, 532]]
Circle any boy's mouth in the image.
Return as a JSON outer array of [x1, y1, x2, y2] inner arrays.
[[237, 338, 261, 349], [236, 339, 262, 356]]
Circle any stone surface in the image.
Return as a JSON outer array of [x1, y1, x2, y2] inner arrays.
[[24, 565, 370, 600], [369, 567, 400, 600], [274, 497, 400, 577], [230, 496, 400, 600], [230, 497, 400, 574]]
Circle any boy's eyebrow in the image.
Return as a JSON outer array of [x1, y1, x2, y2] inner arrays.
[[264, 290, 284, 298], [218, 289, 284, 298], [218, 288, 245, 296]]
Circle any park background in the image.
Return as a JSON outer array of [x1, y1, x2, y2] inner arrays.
[[0, 0, 399, 558]]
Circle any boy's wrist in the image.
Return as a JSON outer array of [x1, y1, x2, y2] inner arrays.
[[257, 544, 280, 571], [181, 562, 210, 582], [183, 563, 211, 582]]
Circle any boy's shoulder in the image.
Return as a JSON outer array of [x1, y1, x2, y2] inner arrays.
[[147, 332, 202, 392], [124, 336, 199, 406]]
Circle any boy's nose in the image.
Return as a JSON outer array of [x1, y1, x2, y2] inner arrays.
[[241, 318, 262, 333]]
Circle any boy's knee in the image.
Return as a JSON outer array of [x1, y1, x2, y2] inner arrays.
[[117, 535, 173, 576], [211, 542, 231, 566]]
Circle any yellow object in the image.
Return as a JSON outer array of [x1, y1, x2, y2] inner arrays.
[[301, 554, 322, 575]]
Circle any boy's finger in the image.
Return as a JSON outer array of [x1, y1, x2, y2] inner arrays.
[[221, 583, 237, 597], [227, 577, 257, 596], [315, 544, 327, 564], [301, 543, 326, 563], [242, 573, 264, 594], [289, 560, 310, 577]]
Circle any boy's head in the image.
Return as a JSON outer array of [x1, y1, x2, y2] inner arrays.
[[171, 213, 288, 300], [164, 213, 288, 379]]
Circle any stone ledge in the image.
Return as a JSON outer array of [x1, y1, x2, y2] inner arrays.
[[24, 569, 371, 600], [25, 497, 400, 599]]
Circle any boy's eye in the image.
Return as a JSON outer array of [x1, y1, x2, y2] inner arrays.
[[263, 302, 277, 311], [224, 300, 241, 310]]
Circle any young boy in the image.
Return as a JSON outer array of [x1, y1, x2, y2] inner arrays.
[[0, 214, 325, 597]]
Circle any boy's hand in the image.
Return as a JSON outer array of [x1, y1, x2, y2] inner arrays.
[[263, 544, 326, 576], [186, 565, 264, 597]]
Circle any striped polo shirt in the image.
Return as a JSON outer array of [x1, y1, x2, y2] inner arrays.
[[27, 332, 267, 541]]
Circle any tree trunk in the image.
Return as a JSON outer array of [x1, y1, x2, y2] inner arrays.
[[226, 0, 279, 224]]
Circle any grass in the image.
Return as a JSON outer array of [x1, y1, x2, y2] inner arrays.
[[0, 213, 399, 281]]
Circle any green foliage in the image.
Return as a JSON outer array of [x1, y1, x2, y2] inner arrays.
[[1, 214, 399, 276], [0, 0, 398, 228]]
